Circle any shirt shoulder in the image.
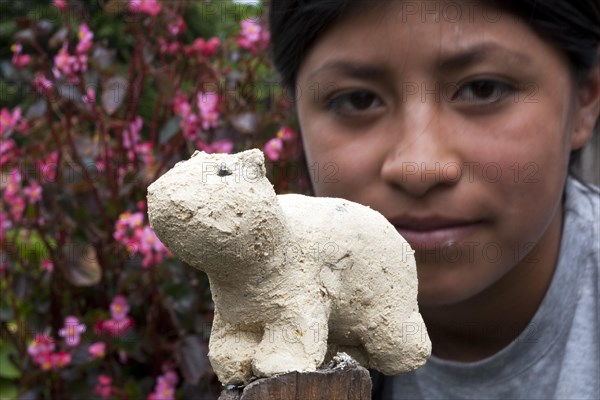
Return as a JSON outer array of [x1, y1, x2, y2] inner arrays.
[[563, 177, 599, 262]]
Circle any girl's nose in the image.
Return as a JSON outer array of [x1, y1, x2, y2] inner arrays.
[[380, 109, 462, 198]]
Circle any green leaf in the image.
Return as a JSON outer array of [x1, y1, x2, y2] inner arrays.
[[0, 378, 18, 400], [124, 379, 142, 400], [12, 230, 52, 265], [0, 342, 21, 379], [159, 116, 182, 145]]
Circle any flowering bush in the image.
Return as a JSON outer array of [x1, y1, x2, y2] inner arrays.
[[0, 0, 307, 398]]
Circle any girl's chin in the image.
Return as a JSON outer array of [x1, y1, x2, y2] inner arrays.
[[416, 268, 486, 307]]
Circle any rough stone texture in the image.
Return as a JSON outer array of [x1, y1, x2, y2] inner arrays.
[[147, 149, 431, 386]]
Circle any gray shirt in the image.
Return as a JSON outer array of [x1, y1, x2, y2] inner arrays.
[[374, 177, 600, 399]]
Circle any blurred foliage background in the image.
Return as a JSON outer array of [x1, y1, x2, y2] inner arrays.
[[0, 1, 306, 399]]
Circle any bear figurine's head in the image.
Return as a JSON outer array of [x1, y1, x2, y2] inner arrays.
[[147, 149, 287, 272]]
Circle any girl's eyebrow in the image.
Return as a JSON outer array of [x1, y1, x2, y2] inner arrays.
[[437, 43, 533, 72], [305, 43, 532, 82], [306, 61, 391, 83]]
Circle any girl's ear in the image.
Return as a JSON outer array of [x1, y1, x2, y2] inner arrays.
[[571, 61, 600, 150]]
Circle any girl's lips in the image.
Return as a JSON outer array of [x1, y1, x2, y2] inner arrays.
[[389, 216, 481, 250]]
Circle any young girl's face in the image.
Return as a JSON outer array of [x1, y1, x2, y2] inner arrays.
[[295, 1, 596, 306]]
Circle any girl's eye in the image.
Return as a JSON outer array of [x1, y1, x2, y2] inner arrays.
[[327, 90, 383, 115], [452, 79, 515, 104]]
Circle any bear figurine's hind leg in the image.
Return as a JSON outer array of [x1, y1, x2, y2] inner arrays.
[[360, 311, 431, 375]]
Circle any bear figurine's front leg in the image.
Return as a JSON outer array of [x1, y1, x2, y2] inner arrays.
[[251, 298, 331, 378], [208, 313, 262, 385]]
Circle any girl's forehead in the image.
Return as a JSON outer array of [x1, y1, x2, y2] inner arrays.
[[298, 1, 553, 78], [335, 0, 504, 22], [321, 1, 519, 40]]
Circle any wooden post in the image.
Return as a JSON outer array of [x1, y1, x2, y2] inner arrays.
[[218, 355, 372, 400]]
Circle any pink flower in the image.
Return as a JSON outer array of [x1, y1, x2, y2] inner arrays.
[[0, 139, 17, 168], [13, 109, 27, 134], [0, 107, 27, 138], [113, 211, 144, 242], [36, 352, 54, 371], [110, 295, 130, 321], [158, 38, 180, 55], [173, 92, 200, 139], [53, 45, 87, 82], [190, 37, 220, 57], [54, 0, 67, 10], [197, 139, 233, 154], [28, 334, 55, 358], [129, 0, 161, 16], [139, 226, 166, 254], [197, 92, 218, 113], [82, 87, 96, 109], [11, 43, 31, 68], [88, 342, 106, 358], [138, 226, 169, 268], [240, 19, 261, 43], [168, 16, 186, 36], [9, 196, 25, 222], [33, 74, 54, 96], [148, 370, 178, 400], [181, 115, 199, 140], [211, 140, 234, 153], [0, 211, 12, 242], [97, 317, 134, 337], [58, 316, 86, 347], [197, 92, 220, 130], [3, 168, 22, 199], [76, 24, 93, 54], [27, 334, 72, 370], [95, 158, 106, 173], [0, 108, 12, 138], [237, 20, 270, 53], [173, 91, 192, 117], [23, 181, 42, 203], [135, 141, 154, 165], [42, 259, 54, 272], [276, 126, 295, 141], [123, 116, 143, 151], [53, 45, 74, 76], [37, 151, 59, 183], [114, 211, 170, 268], [126, 212, 144, 229], [51, 351, 71, 369], [152, 385, 174, 400], [160, 371, 178, 387], [264, 137, 283, 161], [94, 375, 113, 399]]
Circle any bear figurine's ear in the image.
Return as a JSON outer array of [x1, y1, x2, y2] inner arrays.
[[238, 149, 266, 180]]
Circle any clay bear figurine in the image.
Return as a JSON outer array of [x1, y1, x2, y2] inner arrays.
[[147, 149, 431, 385]]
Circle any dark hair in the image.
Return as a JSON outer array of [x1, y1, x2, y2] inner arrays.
[[268, 0, 600, 181], [269, 0, 600, 90]]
